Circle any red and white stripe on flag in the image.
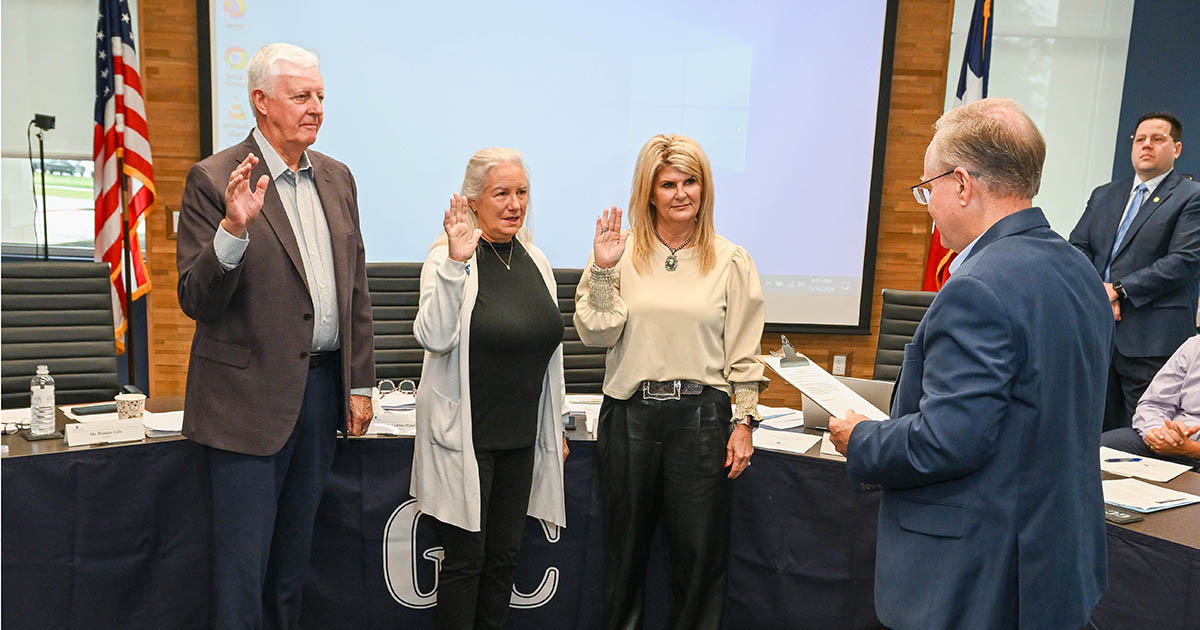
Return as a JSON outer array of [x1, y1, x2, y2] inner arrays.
[[93, 0, 155, 353]]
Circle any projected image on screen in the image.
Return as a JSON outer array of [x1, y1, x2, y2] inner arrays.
[[208, 1, 892, 328]]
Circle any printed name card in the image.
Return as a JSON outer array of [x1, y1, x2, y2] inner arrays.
[[64, 418, 144, 447]]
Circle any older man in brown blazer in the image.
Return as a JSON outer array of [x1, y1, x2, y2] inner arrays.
[[176, 42, 374, 629]]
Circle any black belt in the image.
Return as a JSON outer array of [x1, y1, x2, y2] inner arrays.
[[640, 380, 705, 400], [308, 351, 336, 368]]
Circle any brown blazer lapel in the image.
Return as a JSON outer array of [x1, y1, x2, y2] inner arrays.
[[247, 137, 310, 294], [312, 160, 354, 311]]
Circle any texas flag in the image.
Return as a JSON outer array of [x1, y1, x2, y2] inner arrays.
[[925, 0, 993, 291]]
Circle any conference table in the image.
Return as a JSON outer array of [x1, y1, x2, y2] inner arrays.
[[2, 401, 1197, 629]]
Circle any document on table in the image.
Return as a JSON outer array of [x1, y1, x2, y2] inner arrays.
[[759, 356, 888, 420], [1099, 446, 1192, 483], [1102, 477, 1200, 513], [143, 410, 184, 438], [752, 427, 820, 455], [2, 407, 29, 432], [756, 405, 804, 430], [378, 391, 415, 412]]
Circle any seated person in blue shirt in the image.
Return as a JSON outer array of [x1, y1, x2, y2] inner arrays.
[[1101, 335, 1200, 468]]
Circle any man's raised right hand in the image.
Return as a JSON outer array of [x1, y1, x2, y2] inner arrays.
[[222, 152, 269, 236]]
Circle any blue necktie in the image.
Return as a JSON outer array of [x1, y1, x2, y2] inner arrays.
[[1105, 183, 1148, 281]]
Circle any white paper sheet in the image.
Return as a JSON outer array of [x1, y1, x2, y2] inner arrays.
[[143, 410, 184, 437], [752, 427, 821, 455], [760, 356, 888, 420], [378, 391, 416, 411], [1102, 477, 1200, 513], [1099, 446, 1192, 483], [2, 407, 29, 432], [757, 405, 804, 430]]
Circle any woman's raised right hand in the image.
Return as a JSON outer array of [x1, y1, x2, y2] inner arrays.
[[444, 193, 481, 263], [593, 206, 628, 269]]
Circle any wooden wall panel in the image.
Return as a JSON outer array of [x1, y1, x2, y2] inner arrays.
[[139, 0, 200, 396], [139, 0, 955, 402]]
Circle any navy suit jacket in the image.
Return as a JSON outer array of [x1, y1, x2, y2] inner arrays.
[[848, 209, 1113, 630], [1068, 170, 1200, 357]]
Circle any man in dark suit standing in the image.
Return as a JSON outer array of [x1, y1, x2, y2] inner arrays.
[[176, 42, 374, 628], [1069, 112, 1200, 430], [830, 98, 1113, 630]]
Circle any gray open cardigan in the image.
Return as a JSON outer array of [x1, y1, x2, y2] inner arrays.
[[410, 242, 567, 532]]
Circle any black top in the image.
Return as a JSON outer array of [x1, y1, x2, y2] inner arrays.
[[469, 238, 564, 451]]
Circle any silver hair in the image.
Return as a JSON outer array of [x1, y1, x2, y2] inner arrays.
[[246, 43, 320, 106], [432, 148, 533, 248]]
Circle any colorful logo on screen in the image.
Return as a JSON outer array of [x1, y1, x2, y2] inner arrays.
[[228, 102, 248, 121], [225, 46, 248, 70], [224, 0, 246, 19]]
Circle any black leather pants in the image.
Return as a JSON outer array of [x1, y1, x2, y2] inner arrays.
[[597, 387, 733, 630]]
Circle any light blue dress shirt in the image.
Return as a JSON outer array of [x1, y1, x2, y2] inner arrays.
[[212, 130, 370, 398]]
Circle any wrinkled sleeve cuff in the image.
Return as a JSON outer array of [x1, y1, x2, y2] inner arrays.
[[214, 223, 249, 271], [733, 381, 761, 420]]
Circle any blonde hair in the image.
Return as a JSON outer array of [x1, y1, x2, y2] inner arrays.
[[930, 98, 1046, 199], [432, 147, 532, 250], [627, 134, 716, 274]]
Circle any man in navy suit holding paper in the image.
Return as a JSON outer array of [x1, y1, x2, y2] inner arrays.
[[1069, 112, 1200, 431], [830, 98, 1113, 629]]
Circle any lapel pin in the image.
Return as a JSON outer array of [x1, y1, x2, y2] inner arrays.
[[1153, 196, 1160, 203]]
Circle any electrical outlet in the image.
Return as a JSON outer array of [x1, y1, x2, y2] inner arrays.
[[832, 355, 848, 376]]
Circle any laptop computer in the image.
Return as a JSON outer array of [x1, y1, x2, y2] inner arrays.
[[801, 376, 894, 431]]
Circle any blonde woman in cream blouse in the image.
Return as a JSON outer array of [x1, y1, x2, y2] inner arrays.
[[574, 134, 768, 630]]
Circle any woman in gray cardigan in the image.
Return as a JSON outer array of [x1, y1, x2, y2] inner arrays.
[[411, 147, 568, 630]]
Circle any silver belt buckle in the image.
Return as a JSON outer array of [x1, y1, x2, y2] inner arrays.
[[643, 380, 681, 400]]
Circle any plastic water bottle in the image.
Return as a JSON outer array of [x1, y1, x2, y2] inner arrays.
[[30, 365, 56, 436]]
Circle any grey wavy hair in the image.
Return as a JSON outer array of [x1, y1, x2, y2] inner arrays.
[[246, 43, 320, 105]]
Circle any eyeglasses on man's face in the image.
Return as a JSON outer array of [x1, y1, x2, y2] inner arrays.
[[910, 170, 955, 205]]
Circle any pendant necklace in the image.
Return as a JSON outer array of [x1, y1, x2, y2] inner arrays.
[[653, 228, 694, 272], [481, 237, 515, 270]]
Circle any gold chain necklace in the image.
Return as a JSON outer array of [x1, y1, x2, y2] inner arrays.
[[481, 237, 516, 270]]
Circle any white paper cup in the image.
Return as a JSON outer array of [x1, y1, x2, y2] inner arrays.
[[115, 393, 147, 419]]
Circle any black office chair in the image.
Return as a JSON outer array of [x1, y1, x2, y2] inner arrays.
[[366, 263, 606, 394], [1, 261, 121, 407], [554, 268, 606, 394], [367, 262, 425, 386], [872, 288, 937, 382]]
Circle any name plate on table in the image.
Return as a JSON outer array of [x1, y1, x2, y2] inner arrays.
[[64, 418, 145, 447]]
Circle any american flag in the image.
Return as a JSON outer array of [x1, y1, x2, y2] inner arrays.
[[94, 0, 155, 352]]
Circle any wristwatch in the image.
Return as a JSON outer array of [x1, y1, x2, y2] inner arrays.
[[734, 416, 760, 430], [1112, 280, 1127, 300]]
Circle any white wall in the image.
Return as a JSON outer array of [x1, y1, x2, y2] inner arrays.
[[944, 0, 1134, 235]]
